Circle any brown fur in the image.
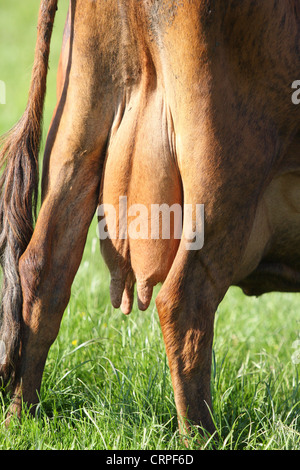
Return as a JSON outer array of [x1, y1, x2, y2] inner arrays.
[[0, 0, 299, 440]]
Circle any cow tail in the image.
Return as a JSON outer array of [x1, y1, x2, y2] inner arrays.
[[0, 0, 58, 388]]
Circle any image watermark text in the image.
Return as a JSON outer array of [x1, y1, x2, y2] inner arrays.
[[291, 80, 300, 105], [97, 197, 204, 250], [0, 340, 6, 365], [0, 80, 6, 105]]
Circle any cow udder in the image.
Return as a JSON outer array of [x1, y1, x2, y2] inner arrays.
[[99, 87, 182, 314]]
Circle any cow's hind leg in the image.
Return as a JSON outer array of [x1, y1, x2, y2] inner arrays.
[[156, 215, 259, 440], [156, 246, 220, 438], [5, 0, 118, 417], [8, 142, 105, 417], [155, 123, 278, 440]]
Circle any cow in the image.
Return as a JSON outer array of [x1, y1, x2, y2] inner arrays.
[[0, 0, 299, 439]]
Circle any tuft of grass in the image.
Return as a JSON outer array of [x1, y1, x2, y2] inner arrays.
[[1, 221, 299, 450]]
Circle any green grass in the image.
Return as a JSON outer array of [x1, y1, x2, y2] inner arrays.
[[0, 0, 300, 450]]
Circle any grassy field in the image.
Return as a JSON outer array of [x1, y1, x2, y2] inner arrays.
[[0, 1, 299, 451]]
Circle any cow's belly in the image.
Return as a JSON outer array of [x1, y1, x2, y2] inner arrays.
[[235, 169, 300, 295], [100, 86, 182, 313]]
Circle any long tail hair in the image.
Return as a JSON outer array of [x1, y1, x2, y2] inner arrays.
[[0, 0, 58, 387]]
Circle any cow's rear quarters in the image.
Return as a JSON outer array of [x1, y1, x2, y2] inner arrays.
[[1, 0, 300, 444]]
